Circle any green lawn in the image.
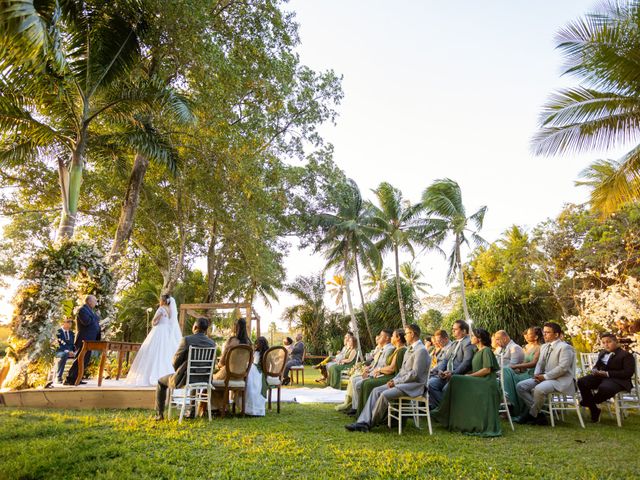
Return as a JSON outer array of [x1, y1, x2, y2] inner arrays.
[[1, 403, 638, 479]]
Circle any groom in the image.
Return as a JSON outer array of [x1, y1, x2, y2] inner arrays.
[[155, 317, 216, 420]]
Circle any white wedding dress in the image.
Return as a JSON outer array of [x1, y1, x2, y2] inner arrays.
[[244, 351, 267, 416], [125, 299, 183, 387]]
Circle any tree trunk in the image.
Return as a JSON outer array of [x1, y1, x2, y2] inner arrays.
[[354, 255, 374, 345], [57, 135, 86, 240], [206, 221, 220, 302], [456, 238, 471, 322], [394, 245, 408, 327], [343, 254, 363, 361], [109, 152, 150, 262]]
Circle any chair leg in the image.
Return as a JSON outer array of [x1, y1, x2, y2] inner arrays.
[[574, 399, 585, 429], [426, 402, 433, 435], [301, 367, 305, 386], [615, 395, 622, 427], [268, 388, 272, 410], [548, 396, 555, 427], [221, 389, 228, 418], [399, 398, 403, 435], [207, 387, 212, 422], [167, 388, 173, 420], [179, 388, 188, 424], [277, 386, 281, 413], [242, 389, 246, 416]]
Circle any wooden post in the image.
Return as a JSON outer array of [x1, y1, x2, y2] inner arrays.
[[246, 304, 252, 338]]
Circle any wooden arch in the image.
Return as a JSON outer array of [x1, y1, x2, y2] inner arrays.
[[178, 302, 261, 337]]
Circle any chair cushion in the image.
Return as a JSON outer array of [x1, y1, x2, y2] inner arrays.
[[290, 365, 304, 370], [266, 376, 281, 386], [211, 379, 246, 388]]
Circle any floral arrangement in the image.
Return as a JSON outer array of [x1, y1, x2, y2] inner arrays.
[[564, 267, 640, 353], [2, 241, 115, 390]]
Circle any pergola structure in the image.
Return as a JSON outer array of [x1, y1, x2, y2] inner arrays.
[[178, 302, 261, 338]]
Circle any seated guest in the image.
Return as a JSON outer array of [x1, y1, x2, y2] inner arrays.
[[313, 332, 353, 383], [501, 327, 543, 418], [515, 322, 576, 425], [432, 328, 502, 437], [55, 319, 76, 383], [494, 330, 525, 368], [577, 333, 635, 422], [283, 337, 294, 354], [428, 320, 475, 408], [430, 329, 453, 371], [335, 329, 394, 413], [155, 317, 216, 420], [327, 332, 358, 389], [282, 333, 304, 386], [356, 329, 407, 416], [210, 317, 252, 411], [345, 324, 429, 432], [424, 335, 435, 355], [254, 336, 270, 398]]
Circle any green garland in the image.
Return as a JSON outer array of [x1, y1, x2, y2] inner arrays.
[[2, 241, 115, 390]]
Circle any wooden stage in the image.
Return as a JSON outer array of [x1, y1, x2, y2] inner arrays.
[[0, 379, 155, 410]]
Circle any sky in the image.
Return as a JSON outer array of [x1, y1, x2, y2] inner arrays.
[[0, 1, 623, 330]]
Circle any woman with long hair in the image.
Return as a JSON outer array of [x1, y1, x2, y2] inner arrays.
[[504, 326, 544, 419]]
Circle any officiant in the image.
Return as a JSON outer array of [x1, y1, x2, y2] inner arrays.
[[64, 295, 101, 385]]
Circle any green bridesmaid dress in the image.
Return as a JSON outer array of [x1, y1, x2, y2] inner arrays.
[[502, 348, 537, 418], [356, 346, 407, 416], [432, 347, 502, 437], [327, 348, 356, 389]]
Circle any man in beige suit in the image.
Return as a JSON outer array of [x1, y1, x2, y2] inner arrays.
[[345, 323, 430, 432], [515, 322, 576, 425]]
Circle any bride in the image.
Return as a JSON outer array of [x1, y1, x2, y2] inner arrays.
[[125, 294, 182, 386]]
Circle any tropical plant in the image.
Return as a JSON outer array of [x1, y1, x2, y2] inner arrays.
[[327, 274, 347, 314], [363, 265, 391, 298], [282, 274, 327, 355], [369, 182, 428, 327], [315, 179, 381, 354], [420, 178, 487, 322], [532, 1, 640, 216]]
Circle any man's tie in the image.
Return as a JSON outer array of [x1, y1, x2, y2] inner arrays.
[[64, 330, 69, 342], [542, 345, 553, 372]]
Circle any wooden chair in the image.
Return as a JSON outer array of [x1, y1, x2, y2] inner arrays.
[[497, 353, 515, 431], [290, 348, 305, 385], [262, 346, 288, 413], [168, 346, 216, 423], [211, 344, 253, 417], [387, 368, 433, 435]]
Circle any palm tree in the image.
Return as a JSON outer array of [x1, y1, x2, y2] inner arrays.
[[532, 1, 640, 215], [327, 274, 347, 315], [363, 265, 391, 298], [369, 182, 427, 327], [0, 1, 191, 240], [400, 262, 431, 297], [420, 178, 487, 322], [282, 274, 327, 355], [315, 180, 381, 355]]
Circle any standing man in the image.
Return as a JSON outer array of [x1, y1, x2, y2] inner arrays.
[[515, 322, 576, 425], [65, 295, 101, 385], [577, 333, 635, 422], [428, 320, 475, 408], [494, 330, 525, 367], [345, 323, 429, 432], [282, 333, 304, 386], [55, 319, 76, 383]]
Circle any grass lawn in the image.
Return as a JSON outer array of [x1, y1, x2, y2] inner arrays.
[[1, 402, 639, 480]]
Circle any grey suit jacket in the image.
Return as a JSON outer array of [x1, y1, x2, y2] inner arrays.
[[371, 343, 395, 370], [437, 336, 475, 375], [393, 341, 430, 397], [496, 340, 525, 367], [535, 340, 576, 393], [170, 332, 216, 388], [290, 341, 305, 363]]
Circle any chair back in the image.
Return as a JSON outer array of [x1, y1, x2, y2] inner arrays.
[[224, 344, 253, 382], [579, 352, 599, 373], [262, 346, 288, 378], [632, 353, 640, 397], [186, 346, 216, 386]]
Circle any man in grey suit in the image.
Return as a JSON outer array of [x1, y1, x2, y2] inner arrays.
[[282, 333, 304, 385], [345, 323, 430, 432], [515, 322, 576, 425], [428, 320, 475, 408], [494, 330, 525, 367], [155, 317, 216, 420]]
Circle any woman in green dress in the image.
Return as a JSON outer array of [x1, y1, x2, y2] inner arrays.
[[356, 329, 407, 416], [432, 328, 502, 437], [502, 326, 543, 419], [327, 333, 357, 389]]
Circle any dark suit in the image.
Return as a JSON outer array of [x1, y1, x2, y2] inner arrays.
[[156, 332, 216, 415], [55, 328, 75, 381], [283, 341, 305, 381], [577, 348, 635, 407], [65, 304, 101, 384], [428, 335, 475, 408]]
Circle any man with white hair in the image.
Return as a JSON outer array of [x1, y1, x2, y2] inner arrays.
[[65, 295, 101, 385]]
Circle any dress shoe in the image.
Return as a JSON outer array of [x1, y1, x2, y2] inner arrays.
[[535, 413, 549, 426], [345, 422, 369, 432], [282, 378, 291, 386], [346, 409, 357, 416], [514, 413, 534, 424], [78, 381, 87, 385], [154, 414, 164, 421], [590, 405, 601, 423]]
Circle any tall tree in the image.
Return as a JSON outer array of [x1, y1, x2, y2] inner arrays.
[[532, 1, 640, 215], [421, 178, 487, 322], [283, 274, 327, 355], [369, 182, 426, 327]]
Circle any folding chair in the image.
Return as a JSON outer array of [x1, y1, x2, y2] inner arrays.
[[609, 353, 640, 427], [541, 357, 585, 428], [498, 354, 515, 431], [387, 368, 432, 435], [168, 346, 216, 423]]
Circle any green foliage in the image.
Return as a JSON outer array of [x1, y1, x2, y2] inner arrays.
[[1, 406, 639, 479], [420, 309, 444, 334]]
